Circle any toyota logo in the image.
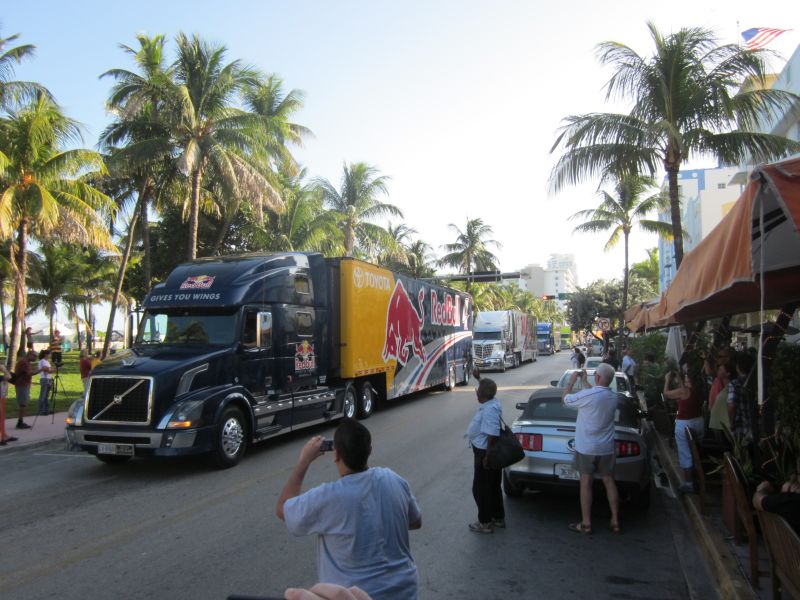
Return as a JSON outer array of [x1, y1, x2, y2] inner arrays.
[[353, 266, 364, 288]]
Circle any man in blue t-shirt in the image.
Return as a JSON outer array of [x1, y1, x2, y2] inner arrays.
[[276, 419, 422, 600]]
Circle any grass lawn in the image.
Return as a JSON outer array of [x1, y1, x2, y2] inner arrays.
[[3, 351, 88, 414]]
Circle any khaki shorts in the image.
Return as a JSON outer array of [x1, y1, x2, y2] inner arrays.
[[575, 451, 615, 476]]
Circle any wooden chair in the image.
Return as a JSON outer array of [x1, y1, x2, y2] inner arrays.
[[686, 426, 706, 513], [723, 452, 762, 588], [756, 509, 800, 599]]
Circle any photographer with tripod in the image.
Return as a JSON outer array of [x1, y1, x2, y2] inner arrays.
[[36, 349, 53, 416]]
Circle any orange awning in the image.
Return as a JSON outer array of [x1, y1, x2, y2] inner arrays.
[[628, 157, 800, 330]]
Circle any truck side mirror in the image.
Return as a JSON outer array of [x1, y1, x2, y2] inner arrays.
[[550, 380, 557, 386]]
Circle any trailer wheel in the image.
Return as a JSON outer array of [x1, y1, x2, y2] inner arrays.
[[443, 366, 456, 391], [357, 382, 375, 419], [211, 406, 247, 469], [457, 365, 469, 386], [342, 383, 357, 419]]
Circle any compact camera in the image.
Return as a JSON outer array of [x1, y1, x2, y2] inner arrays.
[[320, 439, 334, 452]]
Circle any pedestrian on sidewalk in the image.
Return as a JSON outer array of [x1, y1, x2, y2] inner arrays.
[[466, 370, 505, 533], [663, 370, 704, 493], [562, 363, 621, 535], [79, 349, 92, 394], [621, 347, 637, 390], [36, 349, 53, 416], [13, 349, 37, 429], [0, 363, 18, 445]]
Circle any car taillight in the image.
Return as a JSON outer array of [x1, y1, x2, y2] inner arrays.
[[515, 433, 542, 451], [616, 440, 640, 457]]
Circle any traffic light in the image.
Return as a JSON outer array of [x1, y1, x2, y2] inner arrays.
[[542, 295, 556, 300]]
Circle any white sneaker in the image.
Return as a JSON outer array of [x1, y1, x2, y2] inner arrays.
[[468, 521, 494, 534]]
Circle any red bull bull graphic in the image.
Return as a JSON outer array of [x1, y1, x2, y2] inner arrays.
[[295, 340, 316, 371], [179, 275, 216, 290], [382, 281, 426, 365]]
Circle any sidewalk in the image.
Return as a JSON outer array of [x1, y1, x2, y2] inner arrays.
[[651, 424, 766, 599], [0, 410, 68, 454]]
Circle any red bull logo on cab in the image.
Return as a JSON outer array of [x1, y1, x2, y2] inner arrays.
[[382, 280, 426, 366], [179, 275, 216, 290]]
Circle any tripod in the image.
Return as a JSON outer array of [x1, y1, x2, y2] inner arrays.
[[48, 363, 67, 424]]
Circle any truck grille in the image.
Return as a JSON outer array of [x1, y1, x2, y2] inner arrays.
[[86, 377, 152, 424], [474, 344, 494, 359]]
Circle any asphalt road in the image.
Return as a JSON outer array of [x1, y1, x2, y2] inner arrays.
[[0, 352, 717, 600]]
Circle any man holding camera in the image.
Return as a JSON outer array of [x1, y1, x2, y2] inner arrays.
[[276, 419, 422, 600], [562, 363, 621, 535]]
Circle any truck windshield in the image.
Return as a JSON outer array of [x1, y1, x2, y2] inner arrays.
[[474, 331, 501, 340], [135, 309, 238, 346]]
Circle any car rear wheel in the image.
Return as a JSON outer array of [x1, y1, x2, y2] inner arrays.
[[357, 382, 375, 419], [211, 406, 247, 469], [502, 469, 523, 497]]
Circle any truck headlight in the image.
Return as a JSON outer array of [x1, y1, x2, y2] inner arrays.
[[65, 399, 84, 426], [166, 400, 205, 429]]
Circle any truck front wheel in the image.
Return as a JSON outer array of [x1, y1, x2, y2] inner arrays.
[[357, 382, 375, 419], [212, 406, 247, 469]]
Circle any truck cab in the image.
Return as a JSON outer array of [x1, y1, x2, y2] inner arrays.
[[472, 310, 515, 371], [66, 253, 343, 468]]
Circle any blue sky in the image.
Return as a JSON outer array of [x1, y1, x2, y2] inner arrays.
[[4, 0, 798, 302]]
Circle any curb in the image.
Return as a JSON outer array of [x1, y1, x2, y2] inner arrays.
[[652, 427, 757, 600], [0, 435, 67, 457]]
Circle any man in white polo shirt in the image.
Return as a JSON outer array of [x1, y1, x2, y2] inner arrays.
[[562, 363, 620, 535]]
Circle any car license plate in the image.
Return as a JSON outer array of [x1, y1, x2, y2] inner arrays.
[[556, 464, 579, 480], [98, 443, 134, 456]]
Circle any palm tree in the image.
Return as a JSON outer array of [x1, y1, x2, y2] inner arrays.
[[25, 244, 78, 340], [377, 223, 417, 269], [439, 218, 500, 293], [267, 167, 341, 253], [170, 33, 285, 261], [405, 239, 436, 279], [0, 29, 46, 110], [550, 21, 800, 267], [0, 95, 114, 364], [630, 247, 660, 289], [316, 162, 401, 256], [209, 76, 310, 254], [570, 174, 672, 354]]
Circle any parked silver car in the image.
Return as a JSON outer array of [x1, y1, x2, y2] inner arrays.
[[503, 387, 652, 507], [551, 368, 634, 399]]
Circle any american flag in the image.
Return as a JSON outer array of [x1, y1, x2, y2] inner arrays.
[[741, 27, 791, 50]]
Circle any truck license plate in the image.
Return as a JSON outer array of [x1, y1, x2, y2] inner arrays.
[[556, 464, 579, 480], [98, 443, 134, 456]]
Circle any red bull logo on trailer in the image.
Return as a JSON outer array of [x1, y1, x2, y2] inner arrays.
[[179, 275, 216, 290], [382, 280, 426, 366]]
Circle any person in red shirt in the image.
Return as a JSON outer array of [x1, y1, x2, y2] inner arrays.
[[13, 350, 38, 429], [664, 370, 704, 493], [79, 349, 93, 394]]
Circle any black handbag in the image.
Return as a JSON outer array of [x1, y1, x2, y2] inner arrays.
[[486, 417, 525, 469]]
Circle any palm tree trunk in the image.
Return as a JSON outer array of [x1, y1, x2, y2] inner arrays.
[[83, 303, 92, 351], [140, 184, 152, 292], [103, 192, 143, 358], [74, 311, 82, 352], [210, 199, 241, 256], [0, 279, 7, 351], [667, 166, 684, 268], [187, 167, 203, 261], [618, 231, 630, 359], [8, 220, 29, 368]]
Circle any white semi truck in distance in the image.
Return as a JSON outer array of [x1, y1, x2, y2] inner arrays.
[[471, 310, 537, 372]]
